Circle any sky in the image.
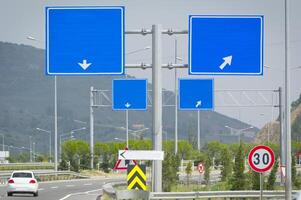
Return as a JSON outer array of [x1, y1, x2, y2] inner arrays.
[[0, 0, 300, 128]]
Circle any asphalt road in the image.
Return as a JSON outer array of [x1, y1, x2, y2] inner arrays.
[[0, 177, 123, 200]]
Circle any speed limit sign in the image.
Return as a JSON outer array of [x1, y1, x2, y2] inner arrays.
[[248, 145, 275, 173]]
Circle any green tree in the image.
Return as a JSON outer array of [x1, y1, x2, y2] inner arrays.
[[267, 159, 279, 190], [250, 170, 260, 190], [230, 142, 246, 190], [221, 147, 232, 181], [204, 154, 211, 185], [162, 152, 180, 191], [185, 161, 193, 185], [60, 140, 90, 172]]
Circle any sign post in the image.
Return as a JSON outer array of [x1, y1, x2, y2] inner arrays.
[[179, 79, 214, 150], [248, 145, 275, 200]]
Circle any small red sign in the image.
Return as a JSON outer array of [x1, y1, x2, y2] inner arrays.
[[197, 162, 205, 174], [248, 145, 275, 173]]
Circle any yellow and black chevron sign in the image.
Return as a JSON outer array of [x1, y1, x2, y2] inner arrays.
[[127, 164, 147, 191]]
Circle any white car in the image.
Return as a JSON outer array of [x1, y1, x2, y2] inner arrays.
[[7, 171, 39, 197]]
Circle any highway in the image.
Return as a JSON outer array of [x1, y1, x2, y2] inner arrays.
[[0, 177, 122, 200]]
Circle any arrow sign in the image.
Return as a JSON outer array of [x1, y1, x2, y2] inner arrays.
[[118, 150, 164, 161], [125, 102, 131, 108], [189, 15, 263, 75], [219, 55, 232, 70], [78, 59, 92, 70], [195, 100, 202, 108]]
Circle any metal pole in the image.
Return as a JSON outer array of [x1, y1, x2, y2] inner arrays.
[[2, 134, 4, 152], [152, 24, 162, 192], [126, 109, 129, 148], [279, 87, 285, 184], [49, 133, 51, 163], [54, 76, 58, 171], [90, 86, 94, 169], [260, 173, 263, 200], [33, 142, 35, 162], [174, 39, 178, 154], [197, 110, 200, 150], [29, 136, 32, 163], [284, 0, 292, 199]]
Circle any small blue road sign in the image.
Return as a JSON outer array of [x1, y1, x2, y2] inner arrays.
[[46, 6, 124, 75], [189, 15, 263, 75], [112, 79, 147, 110], [179, 79, 214, 110]]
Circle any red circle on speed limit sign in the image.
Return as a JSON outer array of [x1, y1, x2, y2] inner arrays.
[[248, 145, 275, 173]]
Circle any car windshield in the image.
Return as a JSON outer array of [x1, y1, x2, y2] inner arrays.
[[12, 172, 32, 178]]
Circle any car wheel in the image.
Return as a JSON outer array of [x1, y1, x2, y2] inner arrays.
[[7, 192, 12, 196], [33, 191, 38, 197]]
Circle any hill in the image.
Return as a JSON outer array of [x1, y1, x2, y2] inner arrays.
[[255, 94, 301, 143], [0, 41, 257, 154]]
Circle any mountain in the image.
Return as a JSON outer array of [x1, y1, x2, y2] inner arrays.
[[255, 94, 301, 144], [0, 41, 257, 154]]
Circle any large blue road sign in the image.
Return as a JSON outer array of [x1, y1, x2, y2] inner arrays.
[[189, 15, 263, 75], [46, 6, 124, 75], [113, 79, 147, 110], [179, 79, 214, 110]]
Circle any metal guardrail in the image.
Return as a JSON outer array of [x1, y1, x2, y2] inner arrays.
[[0, 162, 54, 166], [150, 191, 286, 199], [102, 181, 295, 200]]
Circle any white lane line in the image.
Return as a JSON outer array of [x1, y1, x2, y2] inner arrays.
[[38, 188, 44, 191], [66, 185, 75, 187], [84, 183, 92, 186], [59, 188, 103, 200], [51, 186, 58, 189]]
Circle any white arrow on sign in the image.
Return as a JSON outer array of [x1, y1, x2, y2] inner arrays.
[[125, 102, 131, 108], [219, 55, 232, 70], [195, 100, 202, 108], [78, 59, 92, 70], [118, 150, 164, 161]]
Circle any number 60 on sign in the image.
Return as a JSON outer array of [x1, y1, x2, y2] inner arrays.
[[248, 145, 275, 173]]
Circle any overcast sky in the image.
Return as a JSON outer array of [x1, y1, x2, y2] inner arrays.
[[0, 0, 300, 128]]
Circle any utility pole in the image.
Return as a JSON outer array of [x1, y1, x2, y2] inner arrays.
[[174, 39, 178, 154], [152, 24, 163, 192], [54, 76, 58, 171], [284, 0, 292, 199], [90, 86, 94, 169]]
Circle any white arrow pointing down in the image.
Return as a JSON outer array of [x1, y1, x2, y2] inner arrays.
[[78, 59, 92, 70]]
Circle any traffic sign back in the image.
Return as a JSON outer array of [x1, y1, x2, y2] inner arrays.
[[46, 6, 124, 75], [112, 79, 147, 110], [179, 79, 214, 110], [189, 15, 263, 75]]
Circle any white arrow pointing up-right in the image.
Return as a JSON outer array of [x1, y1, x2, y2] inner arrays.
[[219, 55, 232, 70]]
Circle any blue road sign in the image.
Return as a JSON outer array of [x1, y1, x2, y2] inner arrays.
[[113, 79, 147, 110], [189, 15, 263, 75], [179, 79, 214, 110], [46, 6, 124, 75]]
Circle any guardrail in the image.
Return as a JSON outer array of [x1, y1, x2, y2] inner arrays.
[[102, 181, 295, 200], [150, 191, 286, 199]]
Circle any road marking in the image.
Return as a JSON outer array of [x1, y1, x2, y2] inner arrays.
[[59, 188, 103, 200], [66, 185, 75, 187], [51, 186, 58, 189], [38, 188, 44, 191], [84, 183, 92, 186]]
